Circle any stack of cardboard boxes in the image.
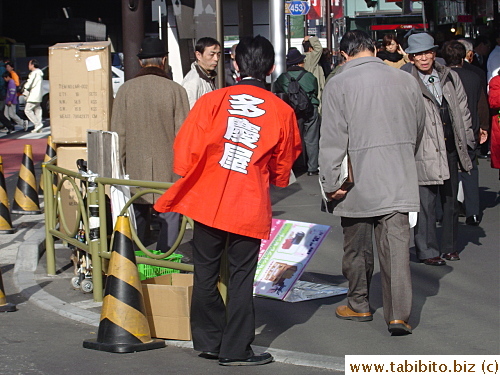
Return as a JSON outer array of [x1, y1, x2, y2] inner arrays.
[[49, 41, 113, 234], [50, 43, 193, 340]]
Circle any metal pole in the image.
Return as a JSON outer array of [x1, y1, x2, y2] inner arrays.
[[216, 0, 224, 89], [122, 0, 144, 81], [326, 0, 332, 52], [270, 0, 286, 81], [43, 161, 56, 276]]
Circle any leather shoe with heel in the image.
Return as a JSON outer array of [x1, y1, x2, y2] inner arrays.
[[335, 305, 373, 322], [443, 252, 460, 261], [465, 215, 480, 226], [219, 352, 273, 366], [420, 256, 446, 266], [199, 351, 219, 359], [388, 320, 412, 336]]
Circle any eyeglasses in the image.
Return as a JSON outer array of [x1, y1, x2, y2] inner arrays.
[[412, 51, 435, 60]]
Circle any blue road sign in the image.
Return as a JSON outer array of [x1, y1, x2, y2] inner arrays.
[[286, 1, 310, 16]]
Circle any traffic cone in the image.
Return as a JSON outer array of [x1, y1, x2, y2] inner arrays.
[[0, 268, 16, 312], [11, 145, 42, 215], [38, 136, 57, 197], [0, 156, 15, 234], [83, 215, 165, 353]]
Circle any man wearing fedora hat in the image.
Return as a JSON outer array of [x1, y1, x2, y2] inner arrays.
[[273, 48, 320, 176], [111, 37, 190, 252], [402, 33, 475, 266]]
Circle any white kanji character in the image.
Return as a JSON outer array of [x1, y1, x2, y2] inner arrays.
[[224, 117, 261, 149], [228, 94, 265, 118], [219, 143, 253, 174]]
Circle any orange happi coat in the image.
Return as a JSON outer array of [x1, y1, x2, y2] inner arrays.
[[154, 80, 302, 239]]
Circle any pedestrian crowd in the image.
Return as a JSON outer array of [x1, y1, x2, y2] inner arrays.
[[0, 58, 43, 134], [108, 29, 499, 366]]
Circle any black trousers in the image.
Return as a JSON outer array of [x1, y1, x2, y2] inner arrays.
[[190, 221, 260, 359], [414, 150, 459, 258], [133, 204, 180, 251], [459, 149, 480, 218]]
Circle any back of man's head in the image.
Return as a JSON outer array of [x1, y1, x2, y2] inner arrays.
[[195, 37, 221, 55], [340, 30, 375, 57], [235, 35, 274, 81], [30, 59, 39, 69], [442, 40, 466, 66]]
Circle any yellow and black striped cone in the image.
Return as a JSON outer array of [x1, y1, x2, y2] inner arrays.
[[83, 215, 165, 353], [0, 157, 15, 234], [38, 136, 57, 197], [0, 268, 17, 312], [11, 145, 41, 215]]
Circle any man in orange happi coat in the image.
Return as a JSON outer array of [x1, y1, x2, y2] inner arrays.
[[154, 35, 301, 366]]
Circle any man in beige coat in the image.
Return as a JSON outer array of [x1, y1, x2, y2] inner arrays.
[[111, 37, 190, 251]]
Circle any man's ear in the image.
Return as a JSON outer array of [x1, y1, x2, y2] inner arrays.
[[340, 51, 349, 61], [266, 64, 276, 76], [195, 51, 202, 62]]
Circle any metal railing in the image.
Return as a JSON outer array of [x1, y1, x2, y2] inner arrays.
[[42, 156, 194, 302]]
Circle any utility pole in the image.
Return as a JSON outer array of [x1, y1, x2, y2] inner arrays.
[[122, 0, 144, 81]]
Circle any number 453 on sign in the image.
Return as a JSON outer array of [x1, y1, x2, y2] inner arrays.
[[285, 1, 310, 16]]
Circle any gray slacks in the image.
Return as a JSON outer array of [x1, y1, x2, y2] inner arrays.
[[341, 212, 412, 324]]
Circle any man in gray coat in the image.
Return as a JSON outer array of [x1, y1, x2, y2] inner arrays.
[[319, 30, 425, 335], [111, 37, 190, 251], [402, 33, 474, 265]]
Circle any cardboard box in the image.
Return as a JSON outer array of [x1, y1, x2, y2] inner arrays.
[[141, 274, 193, 341], [56, 146, 88, 235], [49, 41, 113, 144]]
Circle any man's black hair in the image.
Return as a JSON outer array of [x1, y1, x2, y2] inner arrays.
[[442, 40, 466, 66], [339, 30, 375, 57], [5, 61, 14, 69], [30, 59, 40, 68], [235, 35, 274, 81], [195, 37, 221, 54]]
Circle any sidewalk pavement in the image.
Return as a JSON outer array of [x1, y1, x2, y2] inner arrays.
[[1, 159, 498, 373]]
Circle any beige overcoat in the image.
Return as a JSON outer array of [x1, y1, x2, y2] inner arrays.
[[111, 67, 190, 204]]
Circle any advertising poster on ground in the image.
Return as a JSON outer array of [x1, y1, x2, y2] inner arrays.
[[253, 218, 332, 301]]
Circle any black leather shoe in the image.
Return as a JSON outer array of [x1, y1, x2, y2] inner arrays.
[[219, 352, 273, 366], [443, 252, 460, 261], [420, 256, 446, 266], [307, 170, 319, 176], [199, 351, 219, 359], [465, 215, 480, 226]]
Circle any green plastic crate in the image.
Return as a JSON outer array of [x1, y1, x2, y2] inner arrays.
[[135, 250, 183, 281]]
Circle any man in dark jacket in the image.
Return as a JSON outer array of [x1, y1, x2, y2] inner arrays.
[[442, 40, 488, 226], [273, 49, 320, 175], [402, 33, 474, 265]]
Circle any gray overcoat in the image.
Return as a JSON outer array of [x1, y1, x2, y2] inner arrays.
[[319, 56, 425, 218]]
